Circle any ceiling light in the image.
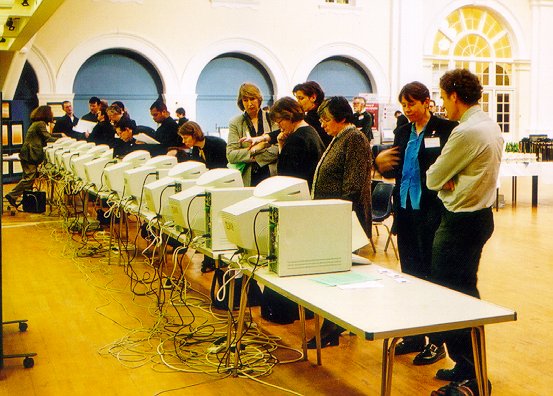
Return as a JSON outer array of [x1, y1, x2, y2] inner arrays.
[[22, 0, 29, 6]]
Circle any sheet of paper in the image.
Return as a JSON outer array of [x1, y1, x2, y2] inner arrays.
[[73, 119, 97, 134], [312, 271, 381, 286], [134, 133, 160, 144]]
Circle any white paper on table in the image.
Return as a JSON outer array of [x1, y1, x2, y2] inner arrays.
[[338, 280, 384, 289]]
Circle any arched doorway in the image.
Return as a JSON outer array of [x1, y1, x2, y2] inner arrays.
[[73, 49, 163, 128], [196, 53, 274, 136], [307, 56, 373, 99]]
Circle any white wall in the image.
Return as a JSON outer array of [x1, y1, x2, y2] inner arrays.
[[4, 0, 550, 139]]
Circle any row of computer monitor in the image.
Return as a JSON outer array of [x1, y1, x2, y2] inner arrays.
[[46, 138, 364, 276]]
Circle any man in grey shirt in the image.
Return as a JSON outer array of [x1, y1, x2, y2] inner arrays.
[[426, 69, 503, 391]]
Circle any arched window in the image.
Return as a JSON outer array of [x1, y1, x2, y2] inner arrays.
[[196, 53, 273, 135], [431, 7, 513, 133], [307, 56, 372, 99], [73, 49, 163, 128]]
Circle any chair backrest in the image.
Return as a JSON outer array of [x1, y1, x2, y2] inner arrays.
[[372, 182, 394, 221]]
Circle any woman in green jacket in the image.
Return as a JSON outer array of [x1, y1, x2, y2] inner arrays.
[[5, 105, 55, 207]]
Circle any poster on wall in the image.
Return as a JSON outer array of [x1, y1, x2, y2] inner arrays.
[[2, 101, 11, 120], [2, 124, 8, 146], [48, 102, 65, 119], [13, 160, 22, 173], [3, 159, 9, 175], [11, 122, 23, 145]]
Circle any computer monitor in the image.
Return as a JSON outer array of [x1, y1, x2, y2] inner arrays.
[[123, 165, 158, 200], [55, 140, 88, 168], [167, 168, 243, 234], [62, 143, 95, 170], [205, 186, 255, 251], [267, 199, 352, 276], [141, 162, 209, 217], [71, 153, 95, 181], [144, 155, 178, 169], [84, 157, 117, 189], [103, 161, 134, 197], [220, 176, 311, 255], [46, 138, 75, 164], [121, 150, 151, 167]]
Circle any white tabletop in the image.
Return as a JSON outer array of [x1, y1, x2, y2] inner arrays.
[[239, 264, 516, 340]]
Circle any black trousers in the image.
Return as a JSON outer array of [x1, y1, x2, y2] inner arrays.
[[429, 207, 494, 371], [396, 200, 443, 346], [396, 200, 442, 280]]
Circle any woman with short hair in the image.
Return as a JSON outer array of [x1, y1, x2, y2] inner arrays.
[[178, 121, 227, 169], [293, 81, 332, 147], [226, 83, 279, 186], [308, 96, 373, 348]]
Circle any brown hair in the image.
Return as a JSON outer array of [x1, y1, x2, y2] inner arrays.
[[30, 105, 54, 123], [293, 81, 325, 107], [440, 69, 483, 105], [236, 83, 263, 111], [270, 97, 304, 123], [398, 81, 430, 103], [178, 121, 205, 142]]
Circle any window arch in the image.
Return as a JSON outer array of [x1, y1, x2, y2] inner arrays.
[[73, 49, 163, 128], [307, 56, 372, 99], [196, 53, 274, 135], [431, 6, 513, 133]]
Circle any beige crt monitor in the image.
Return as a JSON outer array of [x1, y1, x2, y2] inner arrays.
[[267, 199, 352, 276], [205, 187, 255, 251]]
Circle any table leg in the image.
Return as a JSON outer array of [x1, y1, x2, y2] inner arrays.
[[314, 314, 322, 365], [381, 337, 400, 396], [298, 306, 307, 360], [233, 273, 250, 376], [511, 176, 517, 207], [471, 326, 490, 396], [532, 175, 538, 207]]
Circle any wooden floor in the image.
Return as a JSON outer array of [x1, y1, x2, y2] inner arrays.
[[1, 176, 552, 395]]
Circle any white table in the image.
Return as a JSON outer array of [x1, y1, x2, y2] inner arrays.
[[499, 161, 553, 206], [230, 263, 516, 396]]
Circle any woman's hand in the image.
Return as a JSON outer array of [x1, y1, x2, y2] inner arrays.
[[239, 135, 268, 149], [250, 141, 268, 156], [277, 131, 290, 150], [375, 146, 400, 173]]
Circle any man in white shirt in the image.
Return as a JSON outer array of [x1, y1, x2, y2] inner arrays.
[[426, 69, 503, 390]]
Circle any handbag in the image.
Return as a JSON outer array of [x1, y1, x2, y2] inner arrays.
[[22, 190, 47, 213]]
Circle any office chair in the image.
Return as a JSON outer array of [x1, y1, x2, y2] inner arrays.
[[371, 182, 398, 259]]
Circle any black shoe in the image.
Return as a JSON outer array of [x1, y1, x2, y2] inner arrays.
[[201, 257, 216, 273], [436, 364, 475, 382], [431, 379, 492, 396], [5, 194, 18, 207], [413, 343, 446, 366], [395, 338, 426, 355], [306, 332, 340, 349]]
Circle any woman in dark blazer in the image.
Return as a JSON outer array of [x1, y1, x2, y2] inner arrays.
[[375, 81, 457, 365], [308, 96, 373, 348], [241, 96, 325, 189], [86, 102, 116, 147], [177, 121, 227, 169]]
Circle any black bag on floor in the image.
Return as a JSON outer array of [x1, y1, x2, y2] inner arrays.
[[22, 190, 46, 213], [261, 287, 299, 324]]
